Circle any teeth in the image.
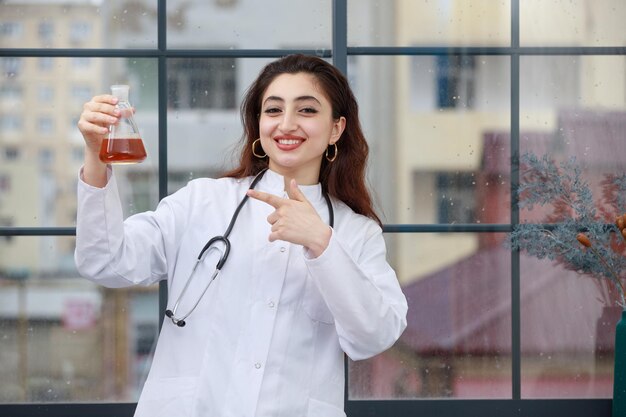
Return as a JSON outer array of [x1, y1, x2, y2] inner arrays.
[[278, 139, 301, 145]]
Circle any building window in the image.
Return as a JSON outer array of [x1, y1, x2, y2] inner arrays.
[[38, 116, 55, 135], [1, 57, 22, 77], [436, 172, 476, 223], [39, 148, 54, 166], [38, 21, 54, 43], [38, 85, 54, 103], [72, 146, 84, 163], [167, 58, 236, 110], [38, 57, 54, 72], [71, 85, 92, 103], [71, 57, 91, 71], [0, 115, 22, 133], [69, 21, 91, 43], [0, 84, 22, 101], [436, 55, 476, 109], [4, 147, 20, 160], [0, 22, 22, 39]]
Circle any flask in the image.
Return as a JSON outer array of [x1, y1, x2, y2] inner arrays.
[[99, 84, 147, 164]]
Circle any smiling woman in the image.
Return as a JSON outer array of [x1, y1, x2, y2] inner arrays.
[[227, 54, 382, 226], [74, 54, 407, 417]]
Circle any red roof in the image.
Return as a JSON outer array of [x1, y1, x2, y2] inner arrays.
[[400, 247, 619, 355]]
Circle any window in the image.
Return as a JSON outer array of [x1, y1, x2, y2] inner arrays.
[[0, 115, 22, 133], [70, 57, 91, 71], [1, 1, 624, 416], [1, 57, 21, 77], [436, 55, 476, 109], [0, 22, 22, 39], [38, 57, 53, 72], [71, 85, 92, 103], [38, 85, 54, 103], [0, 84, 22, 101], [69, 21, 91, 44], [72, 147, 84, 163], [38, 116, 54, 135], [38, 21, 54, 43], [436, 172, 476, 223], [167, 58, 236, 110], [4, 147, 20, 160], [39, 148, 54, 166]]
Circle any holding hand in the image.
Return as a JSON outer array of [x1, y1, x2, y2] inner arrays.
[[247, 179, 332, 258], [77, 95, 121, 153], [76, 95, 121, 187]]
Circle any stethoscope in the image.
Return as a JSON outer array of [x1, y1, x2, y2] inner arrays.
[[165, 168, 335, 327]]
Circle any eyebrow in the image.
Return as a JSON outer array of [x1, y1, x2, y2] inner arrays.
[[263, 95, 322, 105]]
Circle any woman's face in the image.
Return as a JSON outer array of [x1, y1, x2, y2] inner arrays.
[[259, 72, 345, 185]]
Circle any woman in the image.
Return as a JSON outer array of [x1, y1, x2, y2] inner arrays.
[[75, 54, 407, 417]]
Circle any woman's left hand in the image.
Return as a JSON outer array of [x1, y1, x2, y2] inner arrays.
[[247, 179, 331, 258]]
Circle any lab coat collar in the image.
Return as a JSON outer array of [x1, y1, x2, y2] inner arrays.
[[259, 168, 324, 205]]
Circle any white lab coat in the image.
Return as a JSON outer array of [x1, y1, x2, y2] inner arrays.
[[75, 167, 407, 417]]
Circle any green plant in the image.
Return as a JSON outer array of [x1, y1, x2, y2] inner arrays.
[[508, 153, 626, 307]]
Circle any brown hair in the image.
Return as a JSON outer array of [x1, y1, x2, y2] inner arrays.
[[223, 54, 381, 226]]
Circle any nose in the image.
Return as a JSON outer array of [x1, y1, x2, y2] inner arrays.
[[278, 110, 297, 132]]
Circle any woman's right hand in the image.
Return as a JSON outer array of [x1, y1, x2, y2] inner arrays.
[[77, 94, 119, 187], [77, 94, 120, 154]]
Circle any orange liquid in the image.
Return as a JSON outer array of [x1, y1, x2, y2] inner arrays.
[[99, 138, 147, 164]]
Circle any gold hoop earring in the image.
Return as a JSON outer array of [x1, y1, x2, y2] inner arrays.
[[325, 143, 338, 162], [252, 138, 267, 158]]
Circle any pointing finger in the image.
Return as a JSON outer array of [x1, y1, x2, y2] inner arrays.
[[286, 179, 308, 203], [247, 189, 285, 209]]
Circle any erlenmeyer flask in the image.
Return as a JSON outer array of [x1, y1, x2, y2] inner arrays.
[[99, 84, 147, 164]]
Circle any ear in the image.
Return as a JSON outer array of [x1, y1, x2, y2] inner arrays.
[[330, 116, 346, 144]]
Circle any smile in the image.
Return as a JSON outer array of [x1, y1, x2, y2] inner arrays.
[[277, 139, 302, 145], [274, 136, 305, 150]]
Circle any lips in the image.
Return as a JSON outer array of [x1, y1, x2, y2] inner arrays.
[[274, 135, 305, 151]]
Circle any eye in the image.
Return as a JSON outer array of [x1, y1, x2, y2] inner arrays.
[[300, 107, 318, 114], [263, 107, 282, 114]]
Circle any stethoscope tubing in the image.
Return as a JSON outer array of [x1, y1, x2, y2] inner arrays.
[[165, 168, 334, 328]]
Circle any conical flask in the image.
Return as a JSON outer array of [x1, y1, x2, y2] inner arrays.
[[99, 84, 147, 164]]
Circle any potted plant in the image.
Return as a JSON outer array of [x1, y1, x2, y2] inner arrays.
[[508, 152, 626, 414]]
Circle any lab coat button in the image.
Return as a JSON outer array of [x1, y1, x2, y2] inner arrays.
[[254, 362, 262, 369], [268, 301, 275, 308], [280, 247, 286, 253]]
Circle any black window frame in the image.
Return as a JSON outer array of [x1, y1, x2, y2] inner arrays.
[[0, 0, 622, 415]]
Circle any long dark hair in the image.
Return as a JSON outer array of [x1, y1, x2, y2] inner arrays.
[[223, 54, 381, 226]]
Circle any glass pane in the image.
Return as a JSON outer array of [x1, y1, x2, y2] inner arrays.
[[349, 56, 510, 224], [348, 0, 511, 47], [518, 55, 626, 398], [0, 1, 158, 49], [0, 236, 159, 403], [521, 0, 626, 46], [166, 0, 331, 49], [520, 258, 616, 398], [350, 233, 512, 399], [166, 58, 271, 190], [519, 56, 626, 224], [0, 57, 159, 227]]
